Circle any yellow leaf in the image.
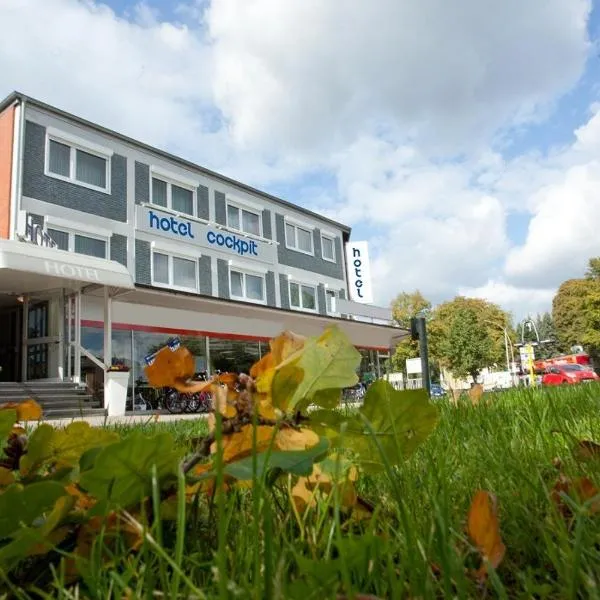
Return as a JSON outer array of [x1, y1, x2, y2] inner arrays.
[[0, 399, 43, 421], [275, 427, 319, 451], [0, 467, 15, 486], [210, 425, 275, 463], [291, 477, 316, 514], [212, 385, 237, 419], [65, 483, 96, 512], [467, 490, 506, 580]]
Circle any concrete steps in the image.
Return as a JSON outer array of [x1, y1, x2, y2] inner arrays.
[[0, 381, 105, 420]]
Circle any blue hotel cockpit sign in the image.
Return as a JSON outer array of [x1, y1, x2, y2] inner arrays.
[[135, 205, 275, 264]]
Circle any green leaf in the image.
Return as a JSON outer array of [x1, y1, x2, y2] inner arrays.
[[0, 410, 17, 448], [79, 431, 181, 508], [309, 381, 439, 473], [272, 326, 361, 412], [196, 437, 330, 482], [20, 422, 119, 476], [0, 481, 67, 540]]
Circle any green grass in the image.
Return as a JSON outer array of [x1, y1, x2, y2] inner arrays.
[[19, 385, 600, 598]]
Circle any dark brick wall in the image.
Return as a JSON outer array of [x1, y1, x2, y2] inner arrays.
[[22, 121, 127, 222], [197, 185, 209, 220], [135, 239, 151, 284], [266, 271, 276, 307], [135, 162, 149, 204], [215, 191, 226, 225], [279, 274, 290, 309], [110, 234, 127, 267], [199, 255, 212, 295], [275, 214, 344, 279], [262, 209, 272, 239], [317, 284, 327, 316], [217, 258, 229, 299]]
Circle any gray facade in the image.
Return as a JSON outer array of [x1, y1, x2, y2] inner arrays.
[[17, 106, 351, 318], [23, 121, 127, 222]]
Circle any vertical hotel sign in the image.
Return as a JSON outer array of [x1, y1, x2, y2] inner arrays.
[[345, 241, 373, 304]]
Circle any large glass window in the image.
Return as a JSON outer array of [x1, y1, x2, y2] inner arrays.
[[285, 222, 313, 254], [151, 176, 195, 216], [209, 337, 261, 375], [227, 203, 262, 236], [229, 269, 265, 302], [45, 227, 107, 258], [152, 251, 198, 291], [289, 281, 317, 311], [47, 137, 110, 192]]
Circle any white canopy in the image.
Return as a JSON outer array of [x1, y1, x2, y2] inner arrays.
[[0, 239, 135, 294]]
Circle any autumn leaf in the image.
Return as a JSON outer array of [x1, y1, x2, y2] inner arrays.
[[275, 427, 320, 451], [0, 467, 15, 487], [211, 385, 237, 419], [467, 490, 506, 581], [574, 440, 600, 461], [551, 474, 600, 517], [210, 424, 275, 462], [144, 343, 213, 394], [0, 399, 43, 421], [468, 384, 484, 406], [271, 326, 361, 412]]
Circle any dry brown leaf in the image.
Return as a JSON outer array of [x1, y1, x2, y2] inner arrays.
[[65, 483, 97, 512], [0, 466, 15, 486], [211, 385, 237, 419], [210, 424, 275, 463], [574, 440, 600, 461], [468, 384, 484, 406], [0, 399, 43, 421], [275, 427, 319, 451], [552, 474, 600, 516], [467, 490, 506, 581], [28, 526, 71, 556]]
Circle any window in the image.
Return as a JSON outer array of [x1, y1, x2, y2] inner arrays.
[[289, 281, 317, 312], [152, 251, 198, 291], [321, 235, 336, 262], [46, 138, 110, 192], [151, 177, 195, 216], [227, 203, 262, 237], [230, 269, 265, 303], [285, 222, 313, 254], [326, 289, 337, 313], [46, 227, 108, 259]]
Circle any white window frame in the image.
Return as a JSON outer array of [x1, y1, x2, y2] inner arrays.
[[226, 199, 263, 238], [150, 249, 199, 293], [288, 279, 318, 313], [229, 267, 267, 305], [284, 219, 314, 255], [150, 168, 197, 218], [44, 129, 112, 194], [44, 225, 109, 259], [325, 289, 338, 314], [320, 233, 336, 262]]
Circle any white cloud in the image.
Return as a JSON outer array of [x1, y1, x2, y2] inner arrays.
[[0, 0, 597, 322], [207, 0, 590, 155]]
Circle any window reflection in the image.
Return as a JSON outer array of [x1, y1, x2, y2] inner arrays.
[[209, 338, 261, 374]]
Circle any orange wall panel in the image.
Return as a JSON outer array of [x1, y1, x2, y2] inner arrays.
[[0, 104, 16, 239]]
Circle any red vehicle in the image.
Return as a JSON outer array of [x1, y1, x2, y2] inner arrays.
[[534, 353, 593, 371], [541, 363, 600, 386]]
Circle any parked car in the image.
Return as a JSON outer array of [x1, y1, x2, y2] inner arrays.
[[541, 364, 600, 386], [430, 383, 446, 398]]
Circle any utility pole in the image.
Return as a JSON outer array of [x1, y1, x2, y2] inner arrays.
[[411, 316, 431, 397]]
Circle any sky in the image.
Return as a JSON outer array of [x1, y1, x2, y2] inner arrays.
[[1, 0, 599, 322]]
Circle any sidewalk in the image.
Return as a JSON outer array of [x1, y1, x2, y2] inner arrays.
[[42, 411, 208, 428]]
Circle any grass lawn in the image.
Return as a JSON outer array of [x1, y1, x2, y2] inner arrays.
[[5, 384, 600, 599]]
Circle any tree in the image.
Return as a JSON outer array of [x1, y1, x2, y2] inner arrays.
[[552, 277, 600, 362], [585, 257, 600, 280], [390, 291, 431, 373], [428, 296, 512, 382], [517, 313, 559, 359]]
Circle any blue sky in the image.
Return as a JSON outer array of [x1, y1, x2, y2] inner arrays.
[[1, 0, 599, 319]]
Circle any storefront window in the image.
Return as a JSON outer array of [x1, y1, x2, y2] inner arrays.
[[209, 338, 262, 374]]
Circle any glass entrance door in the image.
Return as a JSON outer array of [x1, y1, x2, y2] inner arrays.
[[26, 301, 50, 380], [0, 306, 22, 382]]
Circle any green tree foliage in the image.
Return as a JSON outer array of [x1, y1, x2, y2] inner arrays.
[[552, 277, 600, 361], [429, 297, 512, 381], [585, 256, 600, 279], [518, 313, 559, 359], [390, 291, 431, 373]]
